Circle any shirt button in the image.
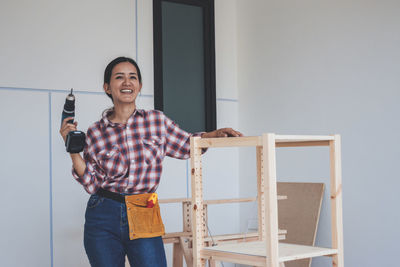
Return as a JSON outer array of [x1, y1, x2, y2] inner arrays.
[[131, 160, 135, 163], [129, 175, 133, 179]]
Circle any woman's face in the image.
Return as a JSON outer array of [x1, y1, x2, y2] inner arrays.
[[104, 62, 142, 105]]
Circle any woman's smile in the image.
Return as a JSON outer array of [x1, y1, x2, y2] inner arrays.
[[121, 89, 133, 93]]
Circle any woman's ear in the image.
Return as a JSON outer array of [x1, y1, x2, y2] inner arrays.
[[103, 83, 110, 94]]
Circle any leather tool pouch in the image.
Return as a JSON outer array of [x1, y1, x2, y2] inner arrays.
[[125, 193, 165, 240]]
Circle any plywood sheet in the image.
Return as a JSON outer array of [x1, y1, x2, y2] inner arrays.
[[277, 182, 324, 267], [202, 241, 337, 262]]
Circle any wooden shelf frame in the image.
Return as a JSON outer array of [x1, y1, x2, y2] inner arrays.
[[190, 133, 344, 267], [160, 195, 287, 267]]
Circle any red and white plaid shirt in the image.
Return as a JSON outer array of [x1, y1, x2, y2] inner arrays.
[[72, 109, 202, 194]]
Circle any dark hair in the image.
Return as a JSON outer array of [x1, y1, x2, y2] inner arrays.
[[103, 57, 142, 101]]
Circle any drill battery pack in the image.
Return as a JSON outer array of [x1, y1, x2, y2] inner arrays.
[[66, 131, 86, 153]]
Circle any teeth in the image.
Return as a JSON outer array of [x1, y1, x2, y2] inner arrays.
[[121, 89, 133, 93]]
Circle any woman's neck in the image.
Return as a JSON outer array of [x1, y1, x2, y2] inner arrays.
[[109, 103, 136, 124]]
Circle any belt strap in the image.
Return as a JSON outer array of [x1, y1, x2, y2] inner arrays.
[[96, 188, 125, 203]]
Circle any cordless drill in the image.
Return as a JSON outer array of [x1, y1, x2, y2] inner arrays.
[[61, 89, 86, 153]]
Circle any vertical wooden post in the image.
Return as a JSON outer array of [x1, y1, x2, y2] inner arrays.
[[183, 201, 191, 232], [191, 137, 206, 267], [263, 133, 279, 267], [203, 204, 208, 237], [329, 135, 344, 267], [181, 201, 192, 267], [173, 242, 183, 267], [257, 145, 266, 241], [179, 237, 193, 267]]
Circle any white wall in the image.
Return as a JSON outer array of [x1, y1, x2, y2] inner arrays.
[[236, 0, 400, 266], [0, 0, 241, 266], [0, 0, 136, 92]]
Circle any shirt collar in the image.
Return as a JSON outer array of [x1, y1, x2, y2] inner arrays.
[[101, 108, 144, 128]]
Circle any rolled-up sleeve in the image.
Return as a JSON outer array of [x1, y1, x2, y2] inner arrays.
[[163, 114, 204, 159]]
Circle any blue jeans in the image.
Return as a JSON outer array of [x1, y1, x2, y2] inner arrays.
[[84, 194, 167, 267]]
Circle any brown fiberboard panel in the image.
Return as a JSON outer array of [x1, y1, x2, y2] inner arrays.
[[277, 182, 324, 267]]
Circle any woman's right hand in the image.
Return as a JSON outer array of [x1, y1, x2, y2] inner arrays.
[[60, 117, 78, 142]]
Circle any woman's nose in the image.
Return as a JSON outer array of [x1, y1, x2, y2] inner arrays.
[[122, 77, 131, 85]]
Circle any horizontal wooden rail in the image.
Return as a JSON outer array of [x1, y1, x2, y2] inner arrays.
[[159, 196, 287, 204], [195, 135, 335, 148], [275, 135, 334, 142], [196, 136, 261, 148], [276, 141, 330, 147]]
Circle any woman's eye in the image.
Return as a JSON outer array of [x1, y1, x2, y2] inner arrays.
[[116, 76, 122, 79], [130, 76, 137, 80]]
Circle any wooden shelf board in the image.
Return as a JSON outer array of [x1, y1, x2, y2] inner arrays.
[[196, 135, 334, 148], [202, 241, 338, 263]]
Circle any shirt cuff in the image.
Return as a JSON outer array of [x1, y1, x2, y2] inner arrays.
[[71, 163, 99, 194]]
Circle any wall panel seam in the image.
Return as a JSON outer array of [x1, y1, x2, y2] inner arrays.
[[48, 92, 54, 267], [136, 0, 138, 61]]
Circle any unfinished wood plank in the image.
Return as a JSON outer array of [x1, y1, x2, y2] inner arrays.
[[190, 136, 206, 267], [203, 230, 287, 243], [160, 196, 286, 204], [279, 243, 337, 262], [163, 232, 192, 239], [330, 135, 344, 267], [204, 197, 256, 204], [197, 136, 261, 148], [195, 135, 333, 149], [201, 249, 266, 266], [257, 146, 266, 242], [275, 135, 334, 142], [263, 133, 279, 267], [183, 201, 191, 232], [203, 242, 338, 262], [179, 237, 193, 267], [276, 141, 330, 147], [162, 237, 179, 244], [173, 242, 183, 267], [277, 182, 324, 267], [159, 198, 190, 204]]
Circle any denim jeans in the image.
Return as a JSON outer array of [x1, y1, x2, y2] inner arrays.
[[84, 194, 167, 267]]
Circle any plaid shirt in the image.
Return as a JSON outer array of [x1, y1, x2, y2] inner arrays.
[[72, 109, 202, 194]]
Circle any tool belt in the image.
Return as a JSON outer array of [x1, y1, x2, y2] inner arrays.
[[97, 188, 165, 240]]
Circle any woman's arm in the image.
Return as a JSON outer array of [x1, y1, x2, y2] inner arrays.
[[69, 153, 86, 177], [60, 117, 86, 177]]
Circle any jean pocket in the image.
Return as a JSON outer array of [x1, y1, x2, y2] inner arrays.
[[87, 194, 103, 209]]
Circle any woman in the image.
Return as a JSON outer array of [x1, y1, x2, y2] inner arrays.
[[60, 56, 242, 267]]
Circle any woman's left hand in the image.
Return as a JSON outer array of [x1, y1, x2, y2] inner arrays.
[[201, 128, 243, 138]]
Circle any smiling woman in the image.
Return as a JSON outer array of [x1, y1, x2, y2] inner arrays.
[[103, 57, 142, 105], [58, 56, 242, 267]]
